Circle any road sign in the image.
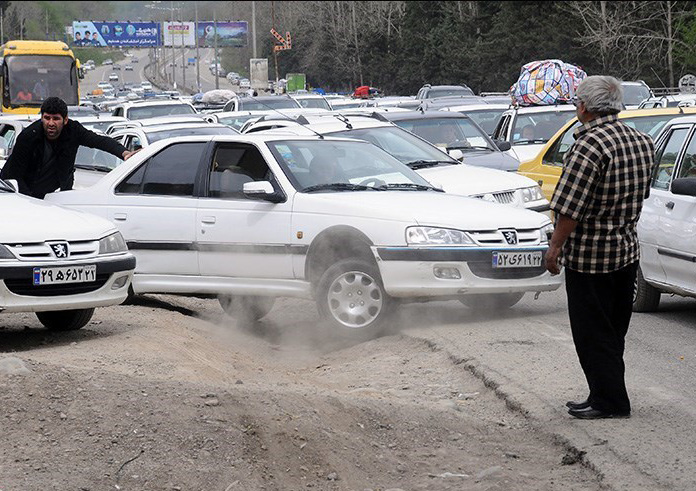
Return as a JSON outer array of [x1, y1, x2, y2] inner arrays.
[[270, 28, 291, 52]]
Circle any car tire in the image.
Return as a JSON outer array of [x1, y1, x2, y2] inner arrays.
[[633, 266, 661, 312], [459, 292, 525, 310], [35, 308, 95, 331], [218, 295, 275, 321], [315, 259, 393, 339]]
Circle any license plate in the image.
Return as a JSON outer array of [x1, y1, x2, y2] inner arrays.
[[33, 265, 97, 285], [492, 251, 542, 268]]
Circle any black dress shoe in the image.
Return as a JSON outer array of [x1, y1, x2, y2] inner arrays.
[[566, 399, 591, 410], [568, 406, 630, 420]]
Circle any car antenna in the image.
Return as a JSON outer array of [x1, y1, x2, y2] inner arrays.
[[244, 96, 324, 139]]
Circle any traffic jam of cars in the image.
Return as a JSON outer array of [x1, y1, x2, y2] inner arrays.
[[2, 54, 695, 339]]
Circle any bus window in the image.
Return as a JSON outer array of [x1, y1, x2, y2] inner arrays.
[[5, 55, 78, 106]]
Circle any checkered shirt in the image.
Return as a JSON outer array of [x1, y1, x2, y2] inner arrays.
[[550, 113, 654, 273]]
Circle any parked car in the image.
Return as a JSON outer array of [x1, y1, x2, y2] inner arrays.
[[440, 103, 510, 137], [253, 114, 549, 212], [111, 100, 197, 120], [46, 134, 561, 337], [634, 114, 696, 311], [416, 84, 475, 100], [639, 94, 696, 109], [377, 111, 520, 171], [110, 123, 238, 151], [517, 107, 696, 200], [492, 104, 577, 163], [105, 115, 210, 134], [0, 178, 135, 330], [291, 94, 332, 111], [621, 80, 653, 109], [222, 95, 301, 112]]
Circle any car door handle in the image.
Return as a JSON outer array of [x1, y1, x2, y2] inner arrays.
[[666, 201, 675, 210], [201, 216, 216, 224], [113, 213, 127, 221]]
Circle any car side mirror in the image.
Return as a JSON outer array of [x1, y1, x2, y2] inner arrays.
[[243, 181, 285, 203], [494, 140, 511, 151], [671, 177, 696, 197], [448, 149, 464, 161]]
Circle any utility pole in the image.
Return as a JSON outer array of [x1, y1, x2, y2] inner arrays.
[[45, 8, 49, 40], [195, 1, 200, 92], [170, 1, 176, 88], [1, 9, 4, 46], [214, 10, 219, 90], [252, 1, 257, 59], [271, 1, 279, 83], [180, 7, 186, 93]]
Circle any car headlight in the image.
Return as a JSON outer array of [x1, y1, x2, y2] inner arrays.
[[0, 244, 15, 260], [521, 186, 545, 203], [540, 223, 554, 243], [99, 232, 127, 254], [406, 227, 475, 246]]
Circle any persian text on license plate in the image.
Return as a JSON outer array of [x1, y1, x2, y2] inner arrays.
[[33, 265, 97, 285], [492, 251, 542, 268]]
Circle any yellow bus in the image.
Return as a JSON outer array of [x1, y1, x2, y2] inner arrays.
[[0, 40, 83, 114]]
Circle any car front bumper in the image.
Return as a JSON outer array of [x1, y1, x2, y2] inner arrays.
[[374, 246, 563, 297], [0, 254, 135, 313]]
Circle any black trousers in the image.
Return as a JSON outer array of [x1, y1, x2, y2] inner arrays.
[[565, 262, 638, 414]]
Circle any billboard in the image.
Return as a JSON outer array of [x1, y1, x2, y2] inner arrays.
[[250, 58, 268, 90], [71, 21, 160, 47], [164, 22, 196, 47], [197, 21, 248, 47]]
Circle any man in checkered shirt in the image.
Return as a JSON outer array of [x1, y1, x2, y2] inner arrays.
[[546, 75, 654, 420]]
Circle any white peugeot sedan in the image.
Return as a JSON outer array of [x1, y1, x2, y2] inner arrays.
[[46, 134, 562, 337], [0, 179, 135, 330], [635, 115, 696, 311]]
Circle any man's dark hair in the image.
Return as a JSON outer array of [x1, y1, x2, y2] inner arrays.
[[40, 97, 68, 118]]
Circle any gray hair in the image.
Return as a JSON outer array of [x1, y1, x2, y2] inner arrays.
[[576, 75, 624, 115]]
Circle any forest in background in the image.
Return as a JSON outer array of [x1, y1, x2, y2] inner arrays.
[[1, 1, 696, 95]]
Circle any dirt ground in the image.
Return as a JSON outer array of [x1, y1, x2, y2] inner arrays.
[[0, 295, 603, 491]]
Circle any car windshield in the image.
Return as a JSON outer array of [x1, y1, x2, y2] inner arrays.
[[239, 98, 300, 111], [463, 109, 507, 136], [74, 146, 122, 172], [327, 126, 457, 167], [621, 114, 681, 139], [267, 139, 435, 192], [80, 121, 119, 132], [128, 104, 196, 120], [393, 117, 496, 151], [147, 126, 237, 143], [217, 114, 261, 131], [426, 87, 474, 98], [623, 85, 652, 106], [329, 101, 364, 109], [512, 111, 576, 144], [296, 98, 331, 110]]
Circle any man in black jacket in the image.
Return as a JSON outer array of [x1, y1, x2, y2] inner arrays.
[[0, 97, 137, 199]]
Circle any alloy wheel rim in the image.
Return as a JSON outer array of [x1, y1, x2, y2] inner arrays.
[[327, 270, 383, 329]]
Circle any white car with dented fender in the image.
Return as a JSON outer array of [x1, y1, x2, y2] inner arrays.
[[0, 179, 135, 330], [46, 134, 563, 337]]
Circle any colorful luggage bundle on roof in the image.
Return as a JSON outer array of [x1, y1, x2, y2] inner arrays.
[[510, 59, 586, 106]]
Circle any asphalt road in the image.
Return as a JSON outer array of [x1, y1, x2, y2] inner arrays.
[[80, 49, 150, 96], [398, 286, 696, 490]]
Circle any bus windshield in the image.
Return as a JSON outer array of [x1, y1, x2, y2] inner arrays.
[[5, 55, 78, 107]]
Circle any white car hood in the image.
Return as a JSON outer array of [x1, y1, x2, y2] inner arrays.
[[416, 163, 536, 196], [294, 191, 548, 230], [2, 193, 116, 243], [508, 144, 545, 163]]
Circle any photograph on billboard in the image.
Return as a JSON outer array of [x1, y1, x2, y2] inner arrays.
[[71, 21, 160, 47], [197, 21, 248, 47], [163, 22, 196, 47]]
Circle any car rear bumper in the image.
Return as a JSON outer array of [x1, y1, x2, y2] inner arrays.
[[0, 254, 135, 313], [374, 246, 563, 297]]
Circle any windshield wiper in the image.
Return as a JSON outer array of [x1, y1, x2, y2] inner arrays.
[[0, 180, 15, 192], [302, 182, 383, 193], [461, 145, 495, 151], [377, 183, 444, 192], [514, 139, 548, 145], [75, 163, 113, 172], [405, 159, 456, 169]]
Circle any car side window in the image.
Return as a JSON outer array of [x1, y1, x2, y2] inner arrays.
[[675, 129, 696, 179], [125, 135, 142, 151], [652, 127, 690, 190], [493, 114, 511, 141], [115, 142, 205, 196], [0, 124, 16, 151], [542, 122, 580, 167], [207, 143, 274, 199]]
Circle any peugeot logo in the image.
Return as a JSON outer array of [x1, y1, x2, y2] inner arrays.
[[501, 230, 518, 245], [50, 242, 69, 258]]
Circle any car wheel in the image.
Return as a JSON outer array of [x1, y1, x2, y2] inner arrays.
[[633, 266, 661, 312], [315, 259, 392, 338], [218, 295, 275, 321], [459, 292, 524, 310], [35, 308, 95, 331]]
